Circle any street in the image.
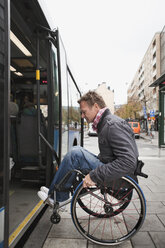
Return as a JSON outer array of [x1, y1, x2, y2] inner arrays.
[[24, 131, 165, 248]]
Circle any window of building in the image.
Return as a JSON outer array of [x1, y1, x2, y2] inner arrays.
[[153, 52, 156, 59], [153, 75, 156, 81], [153, 64, 156, 70], [153, 39, 156, 47]]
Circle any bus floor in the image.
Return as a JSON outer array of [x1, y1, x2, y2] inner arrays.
[[9, 178, 40, 234]]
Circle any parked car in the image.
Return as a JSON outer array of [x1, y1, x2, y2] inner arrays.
[[88, 124, 98, 136], [128, 121, 140, 139]]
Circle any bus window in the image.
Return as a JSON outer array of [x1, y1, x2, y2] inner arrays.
[[68, 72, 81, 150], [52, 46, 60, 156], [58, 34, 69, 158]]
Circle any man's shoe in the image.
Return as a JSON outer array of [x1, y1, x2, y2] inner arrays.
[[37, 191, 54, 207], [40, 186, 49, 195]]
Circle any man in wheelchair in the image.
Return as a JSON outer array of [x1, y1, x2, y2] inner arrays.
[[38, 91, 139, 209]]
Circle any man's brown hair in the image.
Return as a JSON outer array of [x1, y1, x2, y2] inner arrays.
[[78, 91, 106, 108]]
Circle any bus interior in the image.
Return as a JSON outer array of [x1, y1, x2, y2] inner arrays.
[[9, 0, 82, 245]]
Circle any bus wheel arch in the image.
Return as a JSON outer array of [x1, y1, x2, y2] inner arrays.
[[73, 139, 77, 146]]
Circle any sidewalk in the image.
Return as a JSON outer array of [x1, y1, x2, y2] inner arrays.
[[133, 133, 165, 248], [140, 130, 158, 144], [24, 133, 165, 248]]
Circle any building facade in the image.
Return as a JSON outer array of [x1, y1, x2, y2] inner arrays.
[[127, 33, 161, 118], [95, 82, 114, 114], [160, 26, 165, 75], [150, 26, 165, 147]]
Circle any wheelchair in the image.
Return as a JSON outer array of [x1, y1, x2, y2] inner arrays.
[[50, 160, 148, 246]]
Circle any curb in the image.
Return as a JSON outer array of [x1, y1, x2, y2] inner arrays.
[[140, 135, 151, 141], [140, 135, 148, 140]]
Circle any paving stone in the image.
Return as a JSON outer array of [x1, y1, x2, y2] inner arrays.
[[157, 214, 165, 226], [45, 234, 132, 248], [60, 204, 72, 218], [146, 175, 162, 182], [43, 238, 88, 248], [149, 232, 165, 248], [146, 202, 165, 214], [147, 185, 165, 193], [47, 218, 83, 239], [140, 214, 165, 231], [140, 181, 157, 188], [144, 192, 165, 201], [154, 179, 165, 186], [93, 240, 132, 247], [140, 185, 152, 193], [131, 231, 155, 248]]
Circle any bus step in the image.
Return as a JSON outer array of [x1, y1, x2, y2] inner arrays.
[[21, 166, 46, 183]]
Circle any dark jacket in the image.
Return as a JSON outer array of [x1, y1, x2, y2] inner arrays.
[[89, 109, 139, 185]]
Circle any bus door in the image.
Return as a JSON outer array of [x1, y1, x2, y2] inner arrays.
[[48, 30, 83, 159], [47, 29, 69, 164], [39, 28, 82, 181], [0, 1, 10, 247], [56, 30, 69, 160], [55, 30, 82, 158]]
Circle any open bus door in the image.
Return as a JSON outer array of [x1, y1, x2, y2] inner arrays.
[[0, 0, 10, 247]]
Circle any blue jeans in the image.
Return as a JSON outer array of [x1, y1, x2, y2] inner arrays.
[[48, 146, 104, 202]]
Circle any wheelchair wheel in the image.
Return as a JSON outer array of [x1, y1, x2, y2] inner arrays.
[[77, 182, 133, 218], [71, 176, 146, 246]]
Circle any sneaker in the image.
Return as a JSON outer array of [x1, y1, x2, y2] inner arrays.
[[37, 191, 54, 207], [40, 186, 49, 195]]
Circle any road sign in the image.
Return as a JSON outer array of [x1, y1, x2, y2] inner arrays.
[[143, 106, 147, 118], [143, 106, 146, 112], [150, 110, 155, 117]]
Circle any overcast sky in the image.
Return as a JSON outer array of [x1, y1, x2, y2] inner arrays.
[[43, 0, 165, 105]]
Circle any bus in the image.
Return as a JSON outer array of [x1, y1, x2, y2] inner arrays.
[[0, 1, 83, 247]]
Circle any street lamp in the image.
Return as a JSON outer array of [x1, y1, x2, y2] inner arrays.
[[141, 95, 149, 133]]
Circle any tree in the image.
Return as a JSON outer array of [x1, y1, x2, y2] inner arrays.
[[69, 106, 80, 123], [115, 100, 142, 119]]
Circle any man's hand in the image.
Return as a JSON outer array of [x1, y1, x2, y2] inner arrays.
[[83, 174, 96, 188]]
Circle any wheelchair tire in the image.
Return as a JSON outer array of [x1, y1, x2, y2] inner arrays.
[[71, 176, 146, 246]]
